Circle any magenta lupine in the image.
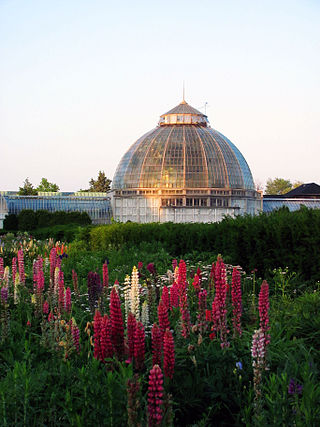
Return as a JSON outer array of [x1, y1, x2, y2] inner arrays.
[[127, 312, 137, 361], [102, 262, 109, 288], [192, 274, 201, 294], [151, 323, 163, 366], [231, 267, 242, 337], [43, 300, 49, 314], [93, 310, 102, 360], [163, 329, 175, 379], [17, 249, 25, 284], [0, 257, 4, 280], [161, 286, 170, 311], [134, 321, 145, 370], [179, 292, 191, 339], [259, 280, 270, 346], [65, 287, 72, 313], [211, 257, 229, 348], [100, 314, 113, 361], [158, 300, 170, 337], [170, 282, 179, 309], [172, 259, 178, 271], [147, 364, 164, 426], [110, 287, 125, 358], [177, 259, 187, 292], [12, 257, 17, 286], [197, 288, 207, 325]]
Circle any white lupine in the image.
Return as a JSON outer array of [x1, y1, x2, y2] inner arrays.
[[141, 300, 149, 329], [123, 275, 131, 324], [3, 266, 10, 288], [130, 266, 140, 321], [14, 273, 20, 304], [54, 267, 60, 295]]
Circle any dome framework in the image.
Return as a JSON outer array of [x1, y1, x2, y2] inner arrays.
[[112, 100, 262, 223]]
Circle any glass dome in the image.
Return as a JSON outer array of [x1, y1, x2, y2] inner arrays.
[[112, 101, 255, 191]]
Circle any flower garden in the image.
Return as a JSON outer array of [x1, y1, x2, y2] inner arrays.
[[0, 230, 319, 426]]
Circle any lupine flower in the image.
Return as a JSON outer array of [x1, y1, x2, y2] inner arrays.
[[211, 256, 229, 348], [130, 266, 140, 321], [43, 300, 49, 314], [259, 280, 270, 345], [110, 287, 124, 358], [102, 262, 109, 288], [134, 321, 145, 370], [65, 287, 72, 313], [151, 323, 162, 366], [17, 249, 25, 284], [147, 263, 156, 275], [158, 300, 170, 337], [127, 374, 140, 427], [72, 270, 78, 295], [58, 282, 65, 314], [87, 271, 103, 312], [236, 361, 243, 370], [14, 273, 20, 304], [192, 274, 201, 294], [12, 257, 17, 286], [288, 378, 303, 396], [93, 310, 102, 360], [100, 314, 113, 361], [49, 247, 57, 285], [147, 364, 164, 426], [141, 300, 149, 328], [196, 267, 202, 283], [1, 287, 8, 305], [179, 292, 191, 339], [231, 267, 242, 337], [138, 262, 143, 270], [177, 260, 187, 292], [170, 282, 179, 309], [161, 286, 170, 311], [251, 328, 265, 400], [123, 275, 131, 324], [163, 329, 175, 379], [127, 312, 137, 360], [71, 320, 80, 353], [172, 259, 177, 271], [0, 257, 4, 280]]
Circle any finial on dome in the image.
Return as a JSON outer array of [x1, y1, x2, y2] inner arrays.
[[181, 81, 187, 104]]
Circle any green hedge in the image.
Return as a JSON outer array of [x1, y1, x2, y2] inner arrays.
[[87, 207, 320, 281], [3, 210, 91, 232]]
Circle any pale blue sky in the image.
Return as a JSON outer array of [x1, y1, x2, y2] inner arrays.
[[1, 0, 319, 191]]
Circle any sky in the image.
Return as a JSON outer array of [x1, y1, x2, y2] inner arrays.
[[1, 0, 319, 191]]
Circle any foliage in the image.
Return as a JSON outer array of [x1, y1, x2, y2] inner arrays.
[[265, 177, 304, 195], [81, 171, 112, 192], [84, 207, 320, 281], [18, 178, 37, 195], [36, 177, 60, 192]]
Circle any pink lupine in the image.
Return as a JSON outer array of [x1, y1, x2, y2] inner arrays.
[[17, 249, 25, 284], [12, 257, 17, 285], [151, 323, 163, 366], [93, 310, 102, 360], [161, 286, 170, 311], [211, 256, 229, 348], [110, 287, 124, 358], [196, 266, 202, 283], [147, 364, 164, 426], [163, 329, 175, 379], [259, 280, 270, 345], [102, 262, 109, 288], [172, 259, 178, 271], [170, 282, 179, 309], [231, 267, 242, 337], [134, 321, 145, 370], [198, 288, 207, 324], [43, 300, 49, 314], [158, 300, 170, 337], [65, 287, 72, 313], [100, 314, 113, 360], [251, 328, 266, 400], [127, 312, 137, 360], [72, 270, 78, 295]]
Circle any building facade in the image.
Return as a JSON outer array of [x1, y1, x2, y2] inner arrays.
[[112, 100, 262, 223]]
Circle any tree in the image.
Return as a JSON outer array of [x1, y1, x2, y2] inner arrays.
[[18, 178, 38, 195], [36, 177, 60, 192], [83, 171, 112, 192], [264, 178, 304, 195]]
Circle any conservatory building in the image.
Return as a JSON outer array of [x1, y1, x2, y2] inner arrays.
[[112, 99, 262, 223]]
